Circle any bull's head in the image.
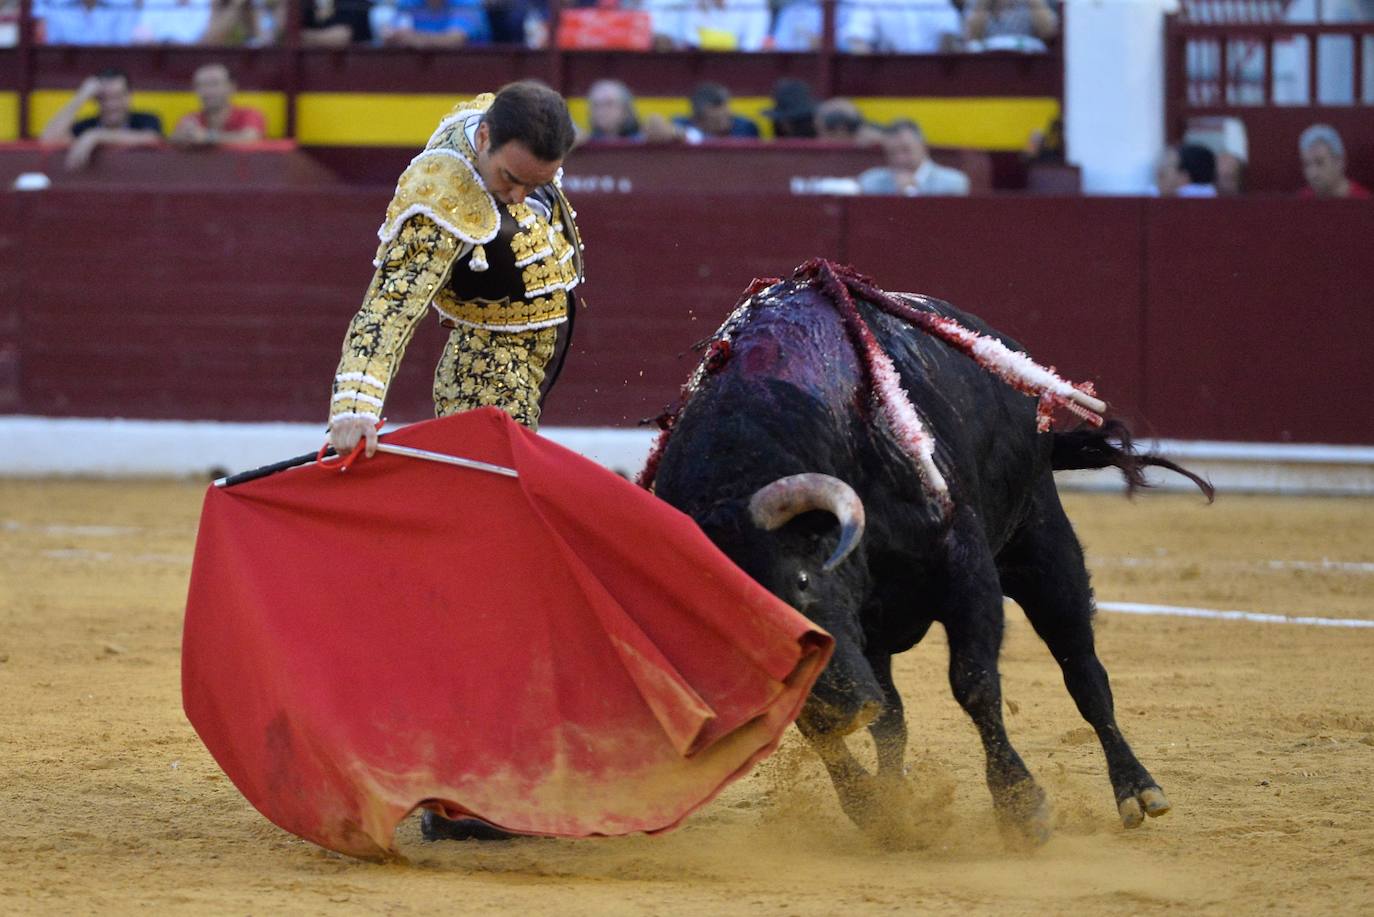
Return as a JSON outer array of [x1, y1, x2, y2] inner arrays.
[[710, 473, 886, 738]]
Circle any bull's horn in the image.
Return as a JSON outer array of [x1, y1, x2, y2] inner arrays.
[[748, 473, 866, 572]]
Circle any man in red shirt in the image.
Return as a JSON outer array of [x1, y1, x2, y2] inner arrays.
[[171, 63, 266, 147], [1298, 123, 1371, 199]]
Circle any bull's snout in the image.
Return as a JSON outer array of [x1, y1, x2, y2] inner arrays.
[[801, 640, 887, 737], [800, 694, 883, 737]]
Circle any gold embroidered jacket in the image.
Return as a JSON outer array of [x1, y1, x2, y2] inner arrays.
[[330, 94, 584, 424]]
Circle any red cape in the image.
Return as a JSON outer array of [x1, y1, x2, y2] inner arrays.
[[182, 409, 832, 859]]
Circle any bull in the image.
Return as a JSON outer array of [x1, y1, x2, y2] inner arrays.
[[644, 260, 1212, 844]]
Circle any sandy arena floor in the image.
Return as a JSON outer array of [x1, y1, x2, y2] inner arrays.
[[2, 479, 1372, 915]]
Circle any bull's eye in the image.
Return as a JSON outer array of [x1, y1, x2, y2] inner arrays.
[[796, 571, 810, 592]]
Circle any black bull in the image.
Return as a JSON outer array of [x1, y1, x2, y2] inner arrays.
[[646, 263, 1213, 844]]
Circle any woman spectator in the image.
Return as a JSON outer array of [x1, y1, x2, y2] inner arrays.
[[964, 0, 1059, 52], [584, 79, 643, 141], [1298, 123, 1371, 199]]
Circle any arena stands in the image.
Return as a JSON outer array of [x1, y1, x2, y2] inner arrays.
[[1167, 0, 1374, 189], [0, 0, 1371, 457]]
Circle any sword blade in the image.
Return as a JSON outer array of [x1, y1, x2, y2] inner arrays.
[[375, 443, 519, 478]]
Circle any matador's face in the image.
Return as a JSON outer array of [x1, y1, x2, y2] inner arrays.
[[474, 122, 562, 206]]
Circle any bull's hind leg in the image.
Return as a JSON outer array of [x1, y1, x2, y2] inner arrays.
[[937, 522, 1052, 846], [998, 481, 1170, 829]]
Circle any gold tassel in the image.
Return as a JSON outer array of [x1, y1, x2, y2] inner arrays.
[[469, 244, 489, 272]]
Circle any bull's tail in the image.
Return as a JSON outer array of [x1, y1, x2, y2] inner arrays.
[[1052, 420, 1215, 502]]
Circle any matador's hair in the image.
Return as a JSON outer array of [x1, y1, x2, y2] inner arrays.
[[485, 81, 576, 163]]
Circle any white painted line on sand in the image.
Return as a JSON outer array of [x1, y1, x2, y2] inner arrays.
[[1092, 556, 1374, 575], [1262, 559, 1374, 574], [1098, 601, 1374, 629], [3, 520, 142, 537]]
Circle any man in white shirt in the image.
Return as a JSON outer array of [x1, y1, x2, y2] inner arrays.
[[645, 0, 770, 51], [843, 0, 962, 53], [857, 120, 970, 196], [36, 0, 138, 44], [131, 0, 213, 43], [773, 0, 962, 52]]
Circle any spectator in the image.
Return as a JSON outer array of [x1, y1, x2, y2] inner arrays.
[[645, 0, 770, 52], [1154, 144, 1217, 197], [483, 0, 544, 46], [963, 0, 1058, 51], [377, 0, 490, 46], [584, 79, 643, 140], [35, 0, 138, 44], [202, 0, 271, 46], [772, 0, 960, 53], [170, 63, 267, 147], [132, 0, 213, 43], [669, 83, 761, 142], [1184, 116, 1248, 196], [39, 69, 163, 171], [770, 0, 831, 51], [814, 97, 866, 143], [763, 78, 818, 139], [1213, 151, 1245, 196], [857, 119, 970, 195], [302, 0, 372, 46], [1298, 124, 1371, 199], [1023, 115, 1064, 164], [848, 0, 961, 53], [0, 0, 17, 47]]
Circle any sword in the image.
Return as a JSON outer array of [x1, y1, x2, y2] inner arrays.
[[214, 441, 518, 487]]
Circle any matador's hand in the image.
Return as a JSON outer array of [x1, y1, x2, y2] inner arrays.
[[329, 417, 379, 458]]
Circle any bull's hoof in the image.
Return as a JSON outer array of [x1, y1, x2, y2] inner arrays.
[[846, 775, 923, 849], [995, 779, 1053, 848], [420, 811, 517, 842], [1118, 786, 1171, 829]]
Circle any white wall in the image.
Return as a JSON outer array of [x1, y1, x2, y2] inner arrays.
[[3, 416, 1372, 495], [1064, 0, 1179, 193]]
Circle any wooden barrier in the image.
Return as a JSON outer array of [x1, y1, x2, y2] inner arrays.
[[1, 186, 1370, 445], [0, 140, 339, 189]]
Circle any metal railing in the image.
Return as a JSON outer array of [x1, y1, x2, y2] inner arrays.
[[1168, 13, 1374, 112]]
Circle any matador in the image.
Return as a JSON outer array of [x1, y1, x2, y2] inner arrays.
[[327, 82, 584, 457]]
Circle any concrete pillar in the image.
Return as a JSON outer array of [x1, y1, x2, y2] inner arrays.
[[1064, 0, 1179, 194]]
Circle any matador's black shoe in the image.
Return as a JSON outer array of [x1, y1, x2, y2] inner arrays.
[[419, 810, 518, 842]]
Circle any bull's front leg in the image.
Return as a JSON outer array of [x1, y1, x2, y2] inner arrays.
[[867, 652, 908, 777], [797, 653, 920, 843], [796, 717, 884, 829]]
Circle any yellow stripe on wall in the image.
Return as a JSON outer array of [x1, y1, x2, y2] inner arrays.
[[0, 93, 18, 141], [299, 92, 1055, 150], [295, 94, 478, 146], [853, 97, 1059, 151], [26, 90, 288, 139], [20, 89, 1056, 151], [575, 95, 1056, 149]]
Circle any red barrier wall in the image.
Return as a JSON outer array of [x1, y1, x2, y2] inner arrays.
[[1143, 198, 1373, 443], [2, 188, 1370, 445], [843, 197, 1148, 421]]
